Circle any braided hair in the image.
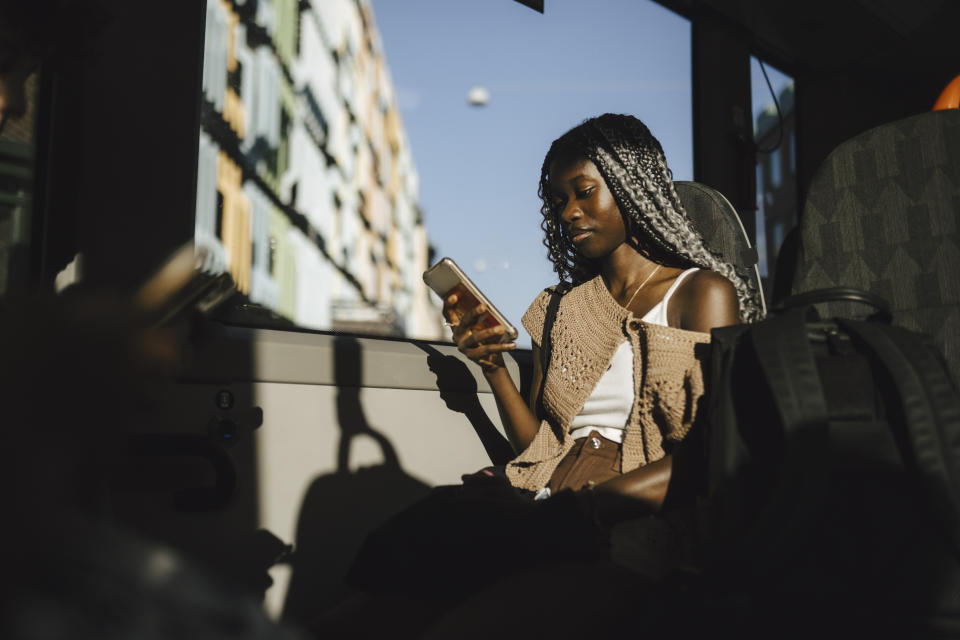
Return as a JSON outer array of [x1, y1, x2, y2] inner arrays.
[[538, 113, 764, 323]]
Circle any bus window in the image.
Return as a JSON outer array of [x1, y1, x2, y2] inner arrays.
[[195, 0, 693, 347], [373, 0, 692, 348], [751, 56, 796, 298], [0, 70, 38, 299]]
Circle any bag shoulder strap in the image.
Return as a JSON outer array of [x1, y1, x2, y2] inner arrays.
[[836, 319, 960, 556], [713, 309, 960, 576], [739, 308, 831, 571], [535, 283, 569, 421]]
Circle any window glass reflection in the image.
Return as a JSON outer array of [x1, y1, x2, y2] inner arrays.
[[0, 71, 38, 300], [751, 56, 796, 298], [197, 0, 693, 345]]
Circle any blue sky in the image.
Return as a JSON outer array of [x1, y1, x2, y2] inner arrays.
[[370, 1, 790, 346]]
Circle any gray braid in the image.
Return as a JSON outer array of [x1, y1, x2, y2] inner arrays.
[[538, 113, 764, 323]]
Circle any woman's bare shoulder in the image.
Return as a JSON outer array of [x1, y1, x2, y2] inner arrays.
[[683, 269, 736, 296], [674, 269, 740, 332]]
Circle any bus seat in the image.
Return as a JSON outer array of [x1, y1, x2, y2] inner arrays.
[[934, 75, 960, 111], [788, 109, 960, 382], [770, 224, 800, 307], [674, 181, 766, 316]]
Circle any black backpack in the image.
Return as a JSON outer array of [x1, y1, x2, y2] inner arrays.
[[702, 288, 960, 634]]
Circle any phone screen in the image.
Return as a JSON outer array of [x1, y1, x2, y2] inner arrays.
[[447, 283, 501, 333], [425, 257, 516, 342]]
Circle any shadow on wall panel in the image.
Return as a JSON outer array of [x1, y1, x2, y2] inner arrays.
[[415, 342, 515, 466], [281, 336, 520, 624], [281, 336, 432, 624]]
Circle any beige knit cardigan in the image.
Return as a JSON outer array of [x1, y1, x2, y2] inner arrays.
[[506, 274, 711, 492]]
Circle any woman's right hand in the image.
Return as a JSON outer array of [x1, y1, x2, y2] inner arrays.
[[444, 293, 538, 453], [444, 293, 517, 373]]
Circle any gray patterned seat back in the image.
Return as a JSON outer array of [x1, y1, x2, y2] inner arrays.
[[790, 109, 960, 382], [675, 181, 766, 316]]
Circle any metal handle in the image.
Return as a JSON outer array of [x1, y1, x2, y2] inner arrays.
[[773, 287, 892, 323]]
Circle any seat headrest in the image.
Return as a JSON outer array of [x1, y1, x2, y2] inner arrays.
[[933, 74, 960, 111], [674, 181, 759, 270]]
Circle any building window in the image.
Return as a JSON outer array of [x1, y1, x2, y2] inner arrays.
[[268, 235, 277, 274], [228, 60, 243, 95], [215, 190, 224, 239], [770, 149, 781, 189]]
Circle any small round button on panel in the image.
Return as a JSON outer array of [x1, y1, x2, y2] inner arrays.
[[209, 416, 239, 445]]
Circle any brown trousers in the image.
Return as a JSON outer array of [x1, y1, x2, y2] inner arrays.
[[547, 430, 622, 494]]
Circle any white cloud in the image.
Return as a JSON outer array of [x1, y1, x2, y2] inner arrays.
[[395, 87, 421, 111]]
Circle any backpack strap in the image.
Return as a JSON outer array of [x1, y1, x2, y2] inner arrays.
[[836, 319, 960, 557], [741, 307, 831, 571], [730, 312, 960, 571], [534, 283, 569, 422]]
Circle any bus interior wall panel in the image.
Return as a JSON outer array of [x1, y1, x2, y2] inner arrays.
[[158, 329, 521, 618], [794, 71, 950, 204], [28, 65, 56, 286], [42, 0, 205, 290], [665, 0, 960, 222], [691, 12, 755, 237], [659, 0, 958, 79]]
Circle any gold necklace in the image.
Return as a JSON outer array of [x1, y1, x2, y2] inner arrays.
[[623, 264, 661, 310]]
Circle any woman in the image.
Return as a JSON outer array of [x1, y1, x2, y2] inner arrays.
[[332, 115, 763, 635], [446, 113, 762, 517]]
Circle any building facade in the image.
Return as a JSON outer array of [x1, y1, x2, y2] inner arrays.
[[197, 0, 442, 339]]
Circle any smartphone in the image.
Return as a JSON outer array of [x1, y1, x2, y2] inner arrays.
[[423, 257, 518, 342]]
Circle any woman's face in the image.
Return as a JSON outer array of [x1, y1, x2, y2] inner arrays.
[[548, 155, 627, 260]]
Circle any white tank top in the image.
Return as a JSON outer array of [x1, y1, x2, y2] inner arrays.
[[568, 268, 699, 443]]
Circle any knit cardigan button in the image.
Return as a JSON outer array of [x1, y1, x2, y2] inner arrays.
[[628, 320, 641, 331]]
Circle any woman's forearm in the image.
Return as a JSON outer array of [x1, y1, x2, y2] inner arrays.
[[441, 296, 540, 453], [483, 367, 541, 453]]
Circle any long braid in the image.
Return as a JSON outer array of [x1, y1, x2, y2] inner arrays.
[[538, 113, 764, 323]]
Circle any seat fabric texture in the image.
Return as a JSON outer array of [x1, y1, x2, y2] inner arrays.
[[674, 180, 765, 315], [789, 110, 960, 383]]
